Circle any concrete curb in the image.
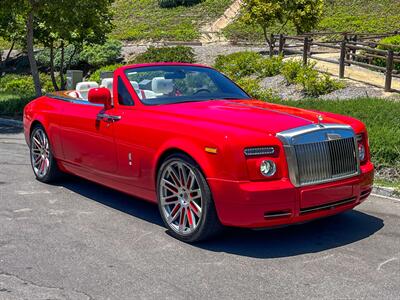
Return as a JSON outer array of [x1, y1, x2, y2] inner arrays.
[[1, 117, 399, 199], [0, 117, 23, 128], [373, 186, 399, 199]]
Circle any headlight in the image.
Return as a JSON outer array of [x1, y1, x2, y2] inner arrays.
[[357, 134, 367, 162], [260, 160, 277, 177], [358, 143, 366, 161]]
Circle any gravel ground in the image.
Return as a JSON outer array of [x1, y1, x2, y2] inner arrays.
[[259, 75, 304, 101], [319, 83, 391, 100], [123, 43, 266, 66]]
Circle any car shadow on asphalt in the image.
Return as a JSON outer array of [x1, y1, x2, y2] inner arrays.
[[57, 176, 384, 259], [197, 211, 384, 258]]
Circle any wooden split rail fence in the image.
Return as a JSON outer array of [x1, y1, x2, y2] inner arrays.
[[270, 31, 400, 92]]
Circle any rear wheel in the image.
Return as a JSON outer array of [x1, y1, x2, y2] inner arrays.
[[30, 125, 62, 183], [157, 153, 223, 243]]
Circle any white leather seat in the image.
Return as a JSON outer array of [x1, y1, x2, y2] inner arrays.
[[101, 78, 114, 96], [130, 81, 140, 91], [151, 77, 173, 95], [76, 81, 99, 100]]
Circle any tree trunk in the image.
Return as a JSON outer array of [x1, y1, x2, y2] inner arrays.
[[26, 11, 42, 97], [49, 42, 59, 91], [66, 44, 77, 71], [262, 27, 273, 58], [59, 41, 65, 90], [5, 41, 15, 61]]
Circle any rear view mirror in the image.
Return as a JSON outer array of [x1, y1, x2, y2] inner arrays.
[[88, 88, 112, 110]]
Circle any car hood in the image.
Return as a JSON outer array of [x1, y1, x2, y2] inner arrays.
[[150, 99, 349, 134]]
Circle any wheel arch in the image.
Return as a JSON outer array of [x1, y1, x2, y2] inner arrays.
[[153, 141, 215, 188], [27, 119, 46, 146]]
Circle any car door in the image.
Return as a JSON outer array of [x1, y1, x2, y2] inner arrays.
[[59, 100, 118, 175]]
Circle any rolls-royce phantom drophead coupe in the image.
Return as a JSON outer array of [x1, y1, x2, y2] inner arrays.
[[23, 63, 374, 242]]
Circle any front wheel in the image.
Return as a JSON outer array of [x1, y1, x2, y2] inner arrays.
[[30, 125, 62, 183], [157, 154, 223, 243]]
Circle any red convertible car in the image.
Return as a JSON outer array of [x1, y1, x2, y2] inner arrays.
[[24, 63, 374, 242]]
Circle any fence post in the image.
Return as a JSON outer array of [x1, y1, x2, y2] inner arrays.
[[303, 36, 309, 65], [385, 50, 394, 92], [278, 34, 285, 56], [339, 40, 347, 78], [350, 34, 358, 65]]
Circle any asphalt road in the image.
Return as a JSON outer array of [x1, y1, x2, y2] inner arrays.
[[0, 123, 399, 300]]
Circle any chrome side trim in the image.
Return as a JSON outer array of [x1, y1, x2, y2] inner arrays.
[[47, 94, 103, 107]]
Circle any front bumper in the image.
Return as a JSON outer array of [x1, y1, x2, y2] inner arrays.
[[208, 162, 374, 228]]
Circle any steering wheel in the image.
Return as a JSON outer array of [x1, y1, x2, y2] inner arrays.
[[193, 88, 212, 95]]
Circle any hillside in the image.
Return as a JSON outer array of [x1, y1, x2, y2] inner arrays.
[[223, 0, 400, 42], [111, 0, 233, 42]]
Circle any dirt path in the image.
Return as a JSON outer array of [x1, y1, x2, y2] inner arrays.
[[309, 53, 400, 93], [200, 0, 243, 44]]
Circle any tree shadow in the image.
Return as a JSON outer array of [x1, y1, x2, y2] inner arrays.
[[56, 176, 384, 259], [0, 124, 24, 134]]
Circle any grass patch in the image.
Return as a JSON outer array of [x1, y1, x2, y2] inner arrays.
[[224, 0, 400, 42], [111, 0, 233, 41]]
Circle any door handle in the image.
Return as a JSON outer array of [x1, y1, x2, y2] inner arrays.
[[97, 113, 122, 122]]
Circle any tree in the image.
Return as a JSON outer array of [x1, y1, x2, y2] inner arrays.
[[285, 0, 324, 35], [242, 0, 324, 56], [242, 0, 284, 57], [0, 0, 114, 94], [33, 0, 114, 90]]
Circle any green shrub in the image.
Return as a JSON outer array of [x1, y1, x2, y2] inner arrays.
[[375, 35, 400, 72], [214, 52, 283, 81], [130, 46, 196, 64], [301, 73, 346, 97], [236, 77, 277, 101], [80, 39, 122, 68], [214, 51, 263, 80], [158, 0, 204, 8], [87, 64, 124, 83], [0, 93, 34, 117], [36, 44, 81, 70], [281, 59, 304, 84], [281, 59, 345, 96], [0, 73, 54, 97]]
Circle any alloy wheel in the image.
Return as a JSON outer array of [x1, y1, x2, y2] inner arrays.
[[31, 128, 51, 178], [160, 161, 203, 235]]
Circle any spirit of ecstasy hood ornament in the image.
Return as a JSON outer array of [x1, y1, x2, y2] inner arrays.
[[317, 114, 324, 127]]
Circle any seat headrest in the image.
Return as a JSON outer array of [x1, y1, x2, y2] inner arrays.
[[101, 78, 113, 96], [76, 81, 99, 91], [75, 81, 99, 99], [130, 81, 140, 90], [151, 77, 173, 94]]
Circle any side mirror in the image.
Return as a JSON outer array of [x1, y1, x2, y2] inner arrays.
[[88, 88, 112, 110]]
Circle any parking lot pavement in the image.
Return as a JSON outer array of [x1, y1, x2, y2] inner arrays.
[[0, 124, 399, 300]]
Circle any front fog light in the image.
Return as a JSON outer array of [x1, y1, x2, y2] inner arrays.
[[260, 160, 276, 177], [358, 143, 366, 161]]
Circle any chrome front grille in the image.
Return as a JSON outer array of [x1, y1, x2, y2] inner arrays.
[[294, 137, 358, 185], [277, 124, 360, 187]]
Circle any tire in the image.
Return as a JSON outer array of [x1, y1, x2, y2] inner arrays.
[[30, 125, 62, 183], [157, 153, 223, 243]]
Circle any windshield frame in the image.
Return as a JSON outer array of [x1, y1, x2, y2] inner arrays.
[[123, 65, 251, 106]]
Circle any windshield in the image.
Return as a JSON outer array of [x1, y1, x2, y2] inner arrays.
[[124, 65, 250, 105]]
